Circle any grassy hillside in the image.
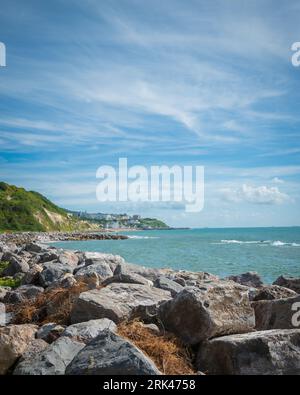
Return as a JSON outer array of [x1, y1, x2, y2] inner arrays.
[[0, 182, 99, 232], [137, 218, 169, 229]]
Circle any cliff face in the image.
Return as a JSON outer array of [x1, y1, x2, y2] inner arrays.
[[0, 182, 97, 232]]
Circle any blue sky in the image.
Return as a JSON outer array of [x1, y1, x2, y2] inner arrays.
[[0, 0, 300, 227]]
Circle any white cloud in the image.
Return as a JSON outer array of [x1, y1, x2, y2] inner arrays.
[[271, 177, 284, 184], [221, 184, 291, 205]]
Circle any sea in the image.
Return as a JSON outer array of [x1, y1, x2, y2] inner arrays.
[[51, 227, 300, 284]]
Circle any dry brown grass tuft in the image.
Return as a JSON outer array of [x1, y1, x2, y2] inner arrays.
[[9, 281, 91, 326], [118, 320, 195, 375]]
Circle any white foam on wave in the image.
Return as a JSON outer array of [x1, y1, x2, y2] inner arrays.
[[220, 239, 260, 244], [217, 239, 300, 247]]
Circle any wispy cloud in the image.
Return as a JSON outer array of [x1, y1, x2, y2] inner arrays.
[[0, 0, 300, 226]]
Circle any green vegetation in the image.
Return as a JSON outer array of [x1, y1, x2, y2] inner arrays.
[[0, 261, 9, 276], [137, 218, 169, 229], [0, 277, 21, 288], [0, 182, 99, 232]]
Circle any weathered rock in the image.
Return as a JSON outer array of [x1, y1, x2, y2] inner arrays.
[[2, 255, 29, 276], [114, 262, 163, 282], [21, 264, 43, 285], [273, 276, 300, 294], [197, 329, 300, 375], [62, 318, 117, 343], [71, 283, 171, 324], [250, 285, 297, 301], [13, 336, 84, 375], [171, 271, 219, 288], [129, 303, 162, 324], [75, 262, 113, 281], [0, 286, 10, 302], [58, 250, 79, 267], [47, 273, 77, 290], [75, 272, 100, 289], [24, 243, 43, 253], [158, 283, 255, 345], [228, 272, 263, 288], [3, 285, 44, 304], [83, 252, 125, 272], [36, 323, 66, 343], [253, 295, 300, 330], [57, 273, 77, 289], [18, 338, 48, 362], [66, 330, 160, 375], [103, 272, 153, 287], [38, 251, 59, 264], [154, 276, 184, 297], [38, 261, 73, 287], [0, 324, 38, 374]]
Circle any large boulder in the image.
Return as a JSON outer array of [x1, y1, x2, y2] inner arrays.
[[273, 276, 300, 294], [71, 283, 171, 324], [114, 262, 164, 282], [0, 324, 38, 374], [74, 262, 113, 281], [3, 285, 44, 304], [58, 250, 79, 267], [228, 272, 263, 288], [153, 276, 184, 297], [250, 285, 297, 301], [38, 261, 73, 287], [13, 336, 84, 375], [21, 264, 43, 285], [83, 252, 125, 272], [24, 243, 44, 253], [38, 251, 59, 264], [253, 295, 300, 330], [170, 270, 219, 288], [197, 329, 300, 375], [2, 254, 29, 276], [17, 338, 48, 362], [66, 330, 160, 375], [62, 318, 117, 343], [158, 282, 255, 345], [102, 272, 153, 287]]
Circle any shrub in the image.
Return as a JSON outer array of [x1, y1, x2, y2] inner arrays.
[[0, 276, 21, 288]]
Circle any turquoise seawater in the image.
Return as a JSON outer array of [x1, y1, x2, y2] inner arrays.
[[51, 227, 300, 283]]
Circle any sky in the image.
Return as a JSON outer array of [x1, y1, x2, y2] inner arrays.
[[0, 0, 300, 228]]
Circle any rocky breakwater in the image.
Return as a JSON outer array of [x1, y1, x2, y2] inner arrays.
[[0, 231, 128, 246], [0, 240, 300, 375]]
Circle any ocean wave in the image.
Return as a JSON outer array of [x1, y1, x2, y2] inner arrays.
[[217, 239, 300, 247], [220, 240, 262, 244], [271, 240, 300, 247]]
